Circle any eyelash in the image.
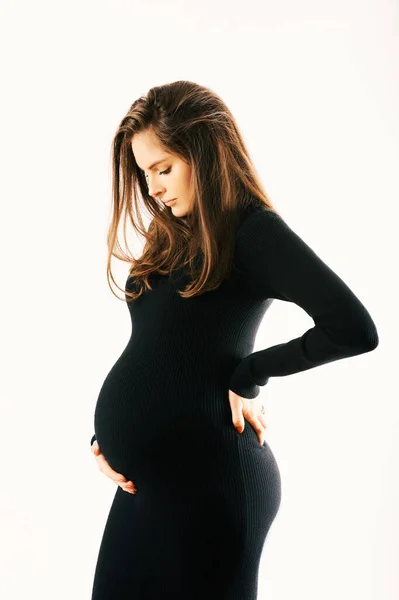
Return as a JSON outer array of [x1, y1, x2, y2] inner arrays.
[[141, 167, 171, 178]]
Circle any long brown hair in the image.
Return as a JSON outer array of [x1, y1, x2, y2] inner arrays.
[[106, 80, 278, 301]]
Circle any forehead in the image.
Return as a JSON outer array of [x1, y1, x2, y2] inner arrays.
[[131, 132, 171, 170]]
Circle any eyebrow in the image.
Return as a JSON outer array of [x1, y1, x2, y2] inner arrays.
[[137, 156, 169, 172]]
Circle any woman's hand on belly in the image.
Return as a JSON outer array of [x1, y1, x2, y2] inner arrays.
[[91, 440, 137, 495], [228, 389, 269, 445]]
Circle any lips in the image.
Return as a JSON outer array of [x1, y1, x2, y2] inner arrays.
[[163, 198, 176, 205]]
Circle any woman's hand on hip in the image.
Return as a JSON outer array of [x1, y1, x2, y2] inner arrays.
[[91, 441, 137, 494], [228, 389, 268, 445]]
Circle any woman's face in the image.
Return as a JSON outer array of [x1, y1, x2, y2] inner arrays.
[[131, 130, 195, 218]]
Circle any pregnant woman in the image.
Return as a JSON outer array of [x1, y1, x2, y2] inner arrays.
[[89, 80, 379, 600]]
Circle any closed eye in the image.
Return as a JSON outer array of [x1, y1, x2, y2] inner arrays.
[[140, 167, 171, 177]]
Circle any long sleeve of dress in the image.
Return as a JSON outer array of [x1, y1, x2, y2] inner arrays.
[[228, 207, 379, 399]]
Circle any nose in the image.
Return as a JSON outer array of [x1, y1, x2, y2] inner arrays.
[[147, 178, 165, 199]]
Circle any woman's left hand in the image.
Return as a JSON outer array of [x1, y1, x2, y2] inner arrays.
[[228, 389, 268, 445]]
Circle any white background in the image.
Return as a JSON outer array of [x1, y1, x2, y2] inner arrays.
[[0, 1, 397, 598]]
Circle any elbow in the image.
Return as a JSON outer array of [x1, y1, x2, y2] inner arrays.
[[336, 307, 380, 355], [346, 322, 379, 354], [324, 319, 379, 357], [365, 326, 379, 351], [357, 312, 379, 352]]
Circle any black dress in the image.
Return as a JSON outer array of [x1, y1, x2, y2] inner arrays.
[[90, 205, 378, 600]]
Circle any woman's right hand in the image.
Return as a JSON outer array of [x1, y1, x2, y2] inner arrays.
[[91, 440, 137, 494]]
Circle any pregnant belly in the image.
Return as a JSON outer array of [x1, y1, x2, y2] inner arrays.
[[93, 361, 235, 493]]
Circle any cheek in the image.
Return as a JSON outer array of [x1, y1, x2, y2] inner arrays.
[[174, 163, 193, 197], [174, 172, 189, 192], [182, 169, 193, 193]]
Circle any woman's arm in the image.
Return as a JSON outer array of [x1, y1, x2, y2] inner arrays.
[[228, 207, 379, 399]]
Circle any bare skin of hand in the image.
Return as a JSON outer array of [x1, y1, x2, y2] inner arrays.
[[91, 441, 137, 495], [91, 393, 268, 494], [228, 389, 268, 445]]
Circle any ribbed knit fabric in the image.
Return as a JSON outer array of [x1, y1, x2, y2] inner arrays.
[[90, 204, 378, 600]]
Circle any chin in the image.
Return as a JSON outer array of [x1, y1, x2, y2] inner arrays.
[[171, 205, 189, 217]]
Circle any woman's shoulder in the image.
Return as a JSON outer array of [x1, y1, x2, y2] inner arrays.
[[236, 201, 278, 235]]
